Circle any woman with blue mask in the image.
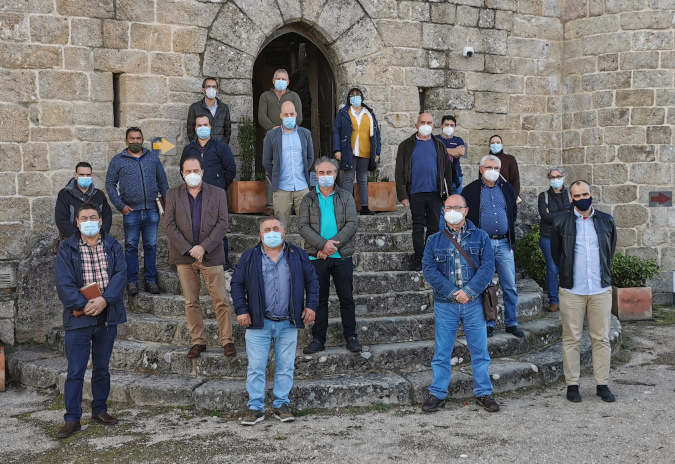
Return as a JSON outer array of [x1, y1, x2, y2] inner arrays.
[[332, 87, 382, 215], [538, 167, 571, 312], [487, 134, 521, 198]]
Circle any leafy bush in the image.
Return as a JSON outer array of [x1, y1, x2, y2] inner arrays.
[[237, 116, 256, 181], [611, 252, 661, 288], [514, 225, 546, 289]]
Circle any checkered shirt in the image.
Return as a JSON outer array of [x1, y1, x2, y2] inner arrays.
[[78, 237, 109, 292], [446, 223, 467, 289]]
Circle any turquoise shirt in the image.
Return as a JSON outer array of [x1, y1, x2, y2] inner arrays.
[[309, 185, 341, 260]]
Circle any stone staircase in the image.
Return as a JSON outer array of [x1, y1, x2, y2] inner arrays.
[[6, 208, 621, 410]]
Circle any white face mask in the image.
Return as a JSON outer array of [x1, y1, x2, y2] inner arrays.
[[184, 173, 202, 188], [444, 209, 464, 225], [483, 169, 500, 183], [205, 87, 217, 99], [418, 124, 433, 137], [442, 126, 455, 137]]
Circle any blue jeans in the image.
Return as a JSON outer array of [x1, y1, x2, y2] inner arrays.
[[123, 209, 159, 284], [429, 299, 492, 398], [245, 319, 298, 412], [488, 238, 519, 328], [64, 324, 118, 422], [539, 236, 559, 304]]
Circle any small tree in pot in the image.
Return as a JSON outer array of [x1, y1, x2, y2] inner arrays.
[[353, 169, 396, 213], [611, 252, 661, 321], [228, 116, 266, 214]]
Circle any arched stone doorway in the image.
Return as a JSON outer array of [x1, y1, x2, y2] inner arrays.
[[252, 26, 337, 176]]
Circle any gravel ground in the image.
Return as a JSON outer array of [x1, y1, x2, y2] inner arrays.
[[1, 321, 674, 464]]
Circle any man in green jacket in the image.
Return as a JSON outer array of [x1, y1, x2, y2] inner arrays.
[[258, 69, 304, 215]]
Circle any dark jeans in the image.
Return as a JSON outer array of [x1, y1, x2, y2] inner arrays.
[[410, 192, 443, 260], [311, 257, 357, 344], [64, 324, 118, 422], [223, 235, 231, 268], [539, 236, 559, 304], [122, 209, 159, 284]]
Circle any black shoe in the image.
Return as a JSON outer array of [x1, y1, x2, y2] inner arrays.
[[476, 395, 500, 412], [487, 326, 494, 338], [360, 206, 375, 216], [596, 385, 616, 403], [412, 258, 422, 272], [566, 385, 582, 403], [145, 281, 161, 294], [303, 339, 325, 354], [346, 336, 362, 353], [421, 394, 446, 413], [127, 282, 139, 296], [505, 325, 526, 338]]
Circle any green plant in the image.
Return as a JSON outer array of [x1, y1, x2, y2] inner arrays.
[[255, 172, 266, 181], [514, 225, 546, 289], [366, 170, 389, 182], [611, 252, 661, 288], [237, 116, 256, 181]]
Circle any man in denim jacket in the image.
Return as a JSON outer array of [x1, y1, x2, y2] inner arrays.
[[421, 195, 500, 413]]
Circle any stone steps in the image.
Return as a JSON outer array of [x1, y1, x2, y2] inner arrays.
[[5, 316, 621, 410]]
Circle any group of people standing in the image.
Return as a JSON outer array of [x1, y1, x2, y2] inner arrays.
[[52, 71, 618, 437]]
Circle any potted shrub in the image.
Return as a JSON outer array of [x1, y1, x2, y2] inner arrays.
[[228, 116, 267, 214], [611, 252, 661, 321], [353, 170, 396, 213], [514, 225, 546, 290]]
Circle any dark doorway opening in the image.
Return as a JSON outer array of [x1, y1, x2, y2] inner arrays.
[[252, 29, 337, 177]]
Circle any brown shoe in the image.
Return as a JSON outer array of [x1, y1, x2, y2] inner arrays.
[[57, 421, 81, 438], [264, 208, 274, 216], [224, 343, 237, 357], [187, 344, 206, 358], [91, 412, 119, 425], [548, 303, 559, 312]]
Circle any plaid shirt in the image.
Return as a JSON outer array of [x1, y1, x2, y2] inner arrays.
[[78, 237, 110, 292], [446, 223, 467, 289]]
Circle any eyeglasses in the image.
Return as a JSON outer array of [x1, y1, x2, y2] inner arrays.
[[443, 206, 466, 211], [549, 175, 564, 180]]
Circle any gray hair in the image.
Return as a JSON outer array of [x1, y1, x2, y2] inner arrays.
[[479, 154, 501, 168], [548, 166, 566, 177], [259, 215, 285, 232], [273, 69, 289, 80], [314, 156, 338, 172]]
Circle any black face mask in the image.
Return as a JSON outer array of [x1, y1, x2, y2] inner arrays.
[[573, 197, 592, 211]]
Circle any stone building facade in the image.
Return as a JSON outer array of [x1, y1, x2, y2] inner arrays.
[[0, 0, 673, 345]]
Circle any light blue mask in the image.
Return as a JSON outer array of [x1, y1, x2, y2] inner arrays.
[[282, 117, 296, 129], [80, 220, 100, 237], [262, 231, 283, 248], [490, 143, 502, 154], [196, 126, 211, 139], [318, 175, 335, 188], [77, 177, 92, 189], [274, 80, 288, 92], [550, 179, 564, 189], [349, 96, 362, 107]]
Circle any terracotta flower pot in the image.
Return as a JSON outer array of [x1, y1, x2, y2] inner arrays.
[[611, 286, 653, 321], [228, 181, 267, 214], [353, 181, 396, 212]]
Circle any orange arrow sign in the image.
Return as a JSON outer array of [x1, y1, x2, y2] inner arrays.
[[152, 138, 175, 154]]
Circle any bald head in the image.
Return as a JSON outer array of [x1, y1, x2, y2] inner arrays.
[[280, 101, 296, 119], [444, 194, 467, 208], [417, 113, 434, 127]]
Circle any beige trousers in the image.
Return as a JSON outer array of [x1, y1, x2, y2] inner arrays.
[[273, 188, 309, 228], [176, 261, 234, 346], [559, 287, 612, 386]]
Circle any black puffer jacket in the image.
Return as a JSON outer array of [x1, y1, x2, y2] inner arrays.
[[538, 187, 571, 238], [55, 178, 113, 238], [187, 98, 231, 144]]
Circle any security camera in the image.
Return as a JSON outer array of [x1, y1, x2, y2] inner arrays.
[[463, 47, 474, 57]]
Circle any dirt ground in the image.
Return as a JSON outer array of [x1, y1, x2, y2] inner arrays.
[[1, 314, 674, 464]]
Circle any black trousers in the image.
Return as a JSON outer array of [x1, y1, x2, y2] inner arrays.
[[310, 257, 357, 344], [410, 192, 442, 260]]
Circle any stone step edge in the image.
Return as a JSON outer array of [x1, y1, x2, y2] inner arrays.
[[5, 316, 620, 410]]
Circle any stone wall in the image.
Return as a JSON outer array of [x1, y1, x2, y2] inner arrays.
[[0, 0, 673, 344]]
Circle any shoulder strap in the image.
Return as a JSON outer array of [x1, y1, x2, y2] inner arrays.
[[545, 190, 550, 206], [443, 229, 477, 272]]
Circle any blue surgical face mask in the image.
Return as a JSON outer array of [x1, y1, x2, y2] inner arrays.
[[196, 126, 211, 139], [550, 179, 564, 190], [262, 231, 283, 248], [349, 95, 362, 107], [572, 197, 593, 212], [282, 117, 296, 129], [77, 177, 92, 189], [80, 220, 100, 237], [318, 175, 335, 188], [490, 143, 502, 154], [274, 79, 288, 92]]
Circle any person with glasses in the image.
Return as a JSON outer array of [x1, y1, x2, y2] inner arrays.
[[186, 77, 231, 145], [106, 127, 169, 295], [538, 167, 571, 312], [461, 155, 525, 339], [421, 194, 500, 414], [332, 87, 381, 215]]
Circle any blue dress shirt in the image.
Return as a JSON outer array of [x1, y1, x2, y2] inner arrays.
[[569, 208, 609, 296], [278, 126, 308, 192], [261, 245, 291, 318], [479, 180, 509, 236]]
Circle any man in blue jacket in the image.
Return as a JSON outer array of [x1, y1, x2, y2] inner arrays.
[[106, 127, 169, 295], [422, 195, 499, 414], [231, 215, 318, 426], [55, 203, 127, 438], [180, 113, 236, 271]]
